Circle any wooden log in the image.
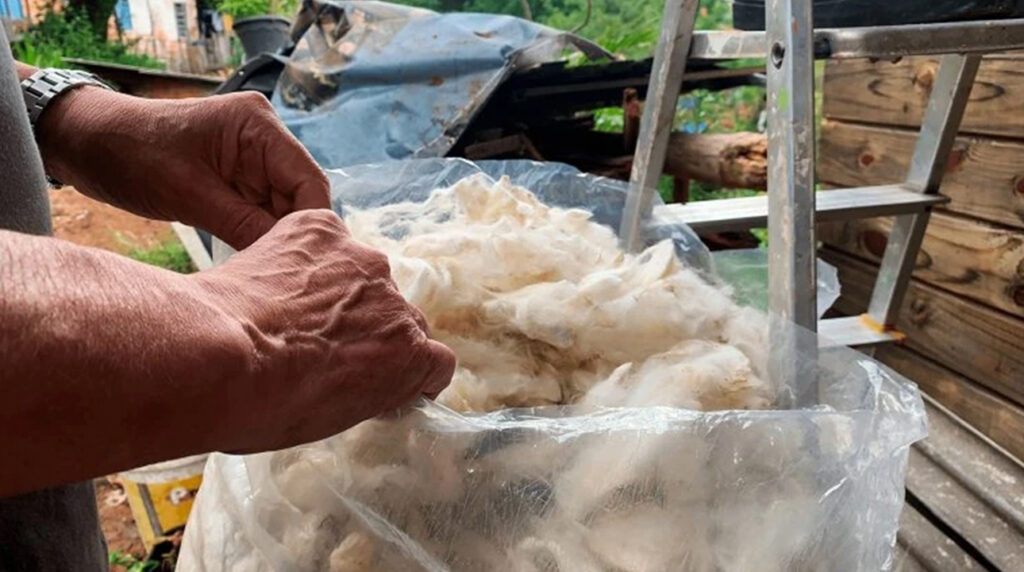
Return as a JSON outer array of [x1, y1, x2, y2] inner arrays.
[[818, 212, 1024, 317], [819, 119, 1024, 229], [587, 130, 768, 190], [663, 131, 767, 190], [820, 247, 1024, 407], [823, 56, 1024, 139], [874, 345, 1024, 462]]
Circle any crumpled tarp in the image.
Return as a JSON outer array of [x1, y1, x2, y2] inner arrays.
[[272, 0, 608, 168]]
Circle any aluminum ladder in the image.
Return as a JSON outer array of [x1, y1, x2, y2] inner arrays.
[[620, 1, 1024, 356]]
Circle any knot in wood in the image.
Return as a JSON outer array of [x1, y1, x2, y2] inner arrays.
[[913, 62, 938, 95]]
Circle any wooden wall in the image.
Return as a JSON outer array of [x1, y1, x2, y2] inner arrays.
[[819, 55, 1024, 461]]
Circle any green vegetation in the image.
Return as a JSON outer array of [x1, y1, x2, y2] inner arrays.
[[109, 550, 158, 572], [216, 0, 298, 19], [125, 239, 196, 274], [218, 0, 271, 19], [396, 1, 734, 58], [13, 9, 164, 70], [67, 0, 121, 39]]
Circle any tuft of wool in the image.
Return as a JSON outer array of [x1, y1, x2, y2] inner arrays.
[[344, 175, 772, 413]]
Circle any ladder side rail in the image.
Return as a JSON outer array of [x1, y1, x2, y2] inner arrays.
[[620, 0, 700, 252], [766, 0, 818, 400], [866, 54, 982, 328]]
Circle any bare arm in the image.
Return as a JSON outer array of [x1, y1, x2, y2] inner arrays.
[[0, 229, 248, 496], [16, 60, 330, 249], [0, 210, 455, 498]]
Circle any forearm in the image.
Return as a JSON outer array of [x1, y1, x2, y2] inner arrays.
[[0, 230, 252, 497]]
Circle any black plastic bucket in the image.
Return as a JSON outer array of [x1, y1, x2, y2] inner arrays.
[[233, 15, 291, 61], [732, 0, 1024, 30]]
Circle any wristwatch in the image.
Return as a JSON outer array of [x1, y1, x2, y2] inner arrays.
[[20, 68, 113, 186], [20, 68, 113, 127]]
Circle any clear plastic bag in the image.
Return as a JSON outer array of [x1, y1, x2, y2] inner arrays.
[[711, 248, 842, 318], [179, 159, 924, 571], [326, 158, 713, 274], [180, 353, 923, 571]]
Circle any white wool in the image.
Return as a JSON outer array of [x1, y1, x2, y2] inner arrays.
[[344, 175, 771, 413], [273, 448, 353, 513], [582, 340, 770, 411], [329, 533, 377, 572], [255, 176, 798, 571], [281, 512, 345, 570]]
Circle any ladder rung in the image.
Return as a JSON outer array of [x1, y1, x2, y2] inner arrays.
[[819, 316, 904, 348], [653, 185, 948, 233], [690, 18, 1024, 61]]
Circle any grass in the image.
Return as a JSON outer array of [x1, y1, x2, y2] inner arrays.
[[125, 239, 196, 274], [109, 550, 157, 572]]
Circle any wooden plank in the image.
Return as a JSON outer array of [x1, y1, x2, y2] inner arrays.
[[820, 247, 1024, 407], [904, 400, 1024, 571], [917, 398, 1024, 524], [819, 120, 1024, 229], [818, 212, 1024, 318], [897, 503, 980, 571], [876, 345, 1024, 463], [823, 56, 1024, 139], [890, 547, 928, 572]]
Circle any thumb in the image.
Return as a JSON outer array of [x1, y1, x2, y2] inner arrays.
[[421, 339, 457, 396], [207, 197, 279, 250]]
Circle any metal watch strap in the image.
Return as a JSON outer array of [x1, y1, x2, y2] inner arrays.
[[21, 68, 112, 126]]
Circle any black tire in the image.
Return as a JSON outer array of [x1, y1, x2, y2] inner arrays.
[[732, 0, 1024, 31]]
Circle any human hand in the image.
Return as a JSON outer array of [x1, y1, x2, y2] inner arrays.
[[192, 209, 456, 452], [38, 88, 328, 249]]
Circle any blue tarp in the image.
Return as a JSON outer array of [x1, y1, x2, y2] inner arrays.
[[272, 0, 606, 168]]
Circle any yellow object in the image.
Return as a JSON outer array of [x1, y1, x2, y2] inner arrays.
[[859, 313, 908, 342], [122, 471, 203, 552]]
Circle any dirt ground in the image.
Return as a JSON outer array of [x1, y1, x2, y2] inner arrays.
[[49, 186, 174, 254], [95, 477, 146, 565], [49, 186, 169, 568]]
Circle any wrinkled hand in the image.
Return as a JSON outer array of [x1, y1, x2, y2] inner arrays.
[[38, 88, 328, 249], [193, 209, 456, 452]]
